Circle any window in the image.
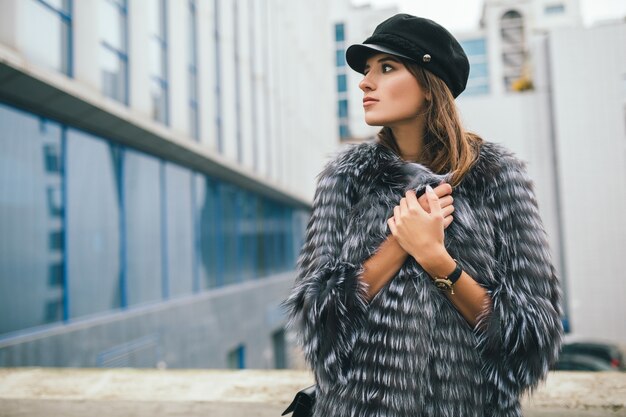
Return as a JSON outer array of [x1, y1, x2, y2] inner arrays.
[[272, 328, 287, 369], [220, 184, 240, 285], [22, 0, 72, 75], [164, 163, 194, 298], [188, 0, 200, 140], [336, 49, 346, 67], [124, 150, 163, 306], [339, 123, 350, 140], [149, 0, 169, 125], [338, 99, 348, 118], [461, 38, 490, 96], [335, 23, 345, 42], [545, 4, 565, 15], [100, 0, 129, 104], [227, 344, 246, 369], [66, 129, 122, 319], [195, 175, 221, 289], [337, 74, 347, 93], [0, 104, 65, 335]]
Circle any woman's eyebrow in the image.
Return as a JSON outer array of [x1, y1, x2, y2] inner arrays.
[[364, 56, 401, 70]]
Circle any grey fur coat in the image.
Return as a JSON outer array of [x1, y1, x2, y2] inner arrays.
[[282, 139, 563, 417]]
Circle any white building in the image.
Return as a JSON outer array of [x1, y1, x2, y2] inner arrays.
[[330, 1, 398, 142], [0, 0, 341, 368], [455, 0, 626, 343]]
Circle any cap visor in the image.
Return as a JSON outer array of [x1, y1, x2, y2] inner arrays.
[[345, 43, 415, 74]]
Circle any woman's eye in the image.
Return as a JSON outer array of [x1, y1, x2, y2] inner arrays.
[[382, 64, 393, 73]]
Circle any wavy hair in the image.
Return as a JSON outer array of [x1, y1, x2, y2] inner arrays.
[[376, 61, 483, 187]]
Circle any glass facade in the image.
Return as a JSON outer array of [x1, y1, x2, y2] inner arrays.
[[149, 0, 169, 125], [22, 0, 72, 76], [0, 102, 305, 338], [0, 105, 65, 334], [461, 38, 490, 96], [100, 0, 129, 104]]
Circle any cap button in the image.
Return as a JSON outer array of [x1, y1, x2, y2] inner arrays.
[[422, 54, 431, 63]]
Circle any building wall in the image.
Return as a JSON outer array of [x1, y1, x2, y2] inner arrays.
[[0, 0, 342, 367], [547, 22, 626, 342]]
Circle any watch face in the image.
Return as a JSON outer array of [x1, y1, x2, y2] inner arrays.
[[434, 279, 452, 291]]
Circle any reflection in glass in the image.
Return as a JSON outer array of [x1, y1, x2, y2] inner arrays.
[[195, 174, 220, 289], [124, 150, 163, 306], [66, 129, 122, 318], [165, 163, 194, 298], [0, 104, 65, 335]]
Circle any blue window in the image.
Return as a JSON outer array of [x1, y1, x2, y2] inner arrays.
[[23, 0, 73, 76], [240, 191, 258, 281], [164, 163, 194, 298], [150, 0, 169, 125], [124, 149, 163, 306], [188, 0, 200, 140], [464, 84, 490, 96], [338, 99, 348, 118], [100, 0, 129, 104], [337, 74, 347, 93], [66, 129, 122, 319], [0, 104, 65, 335], [227, 344, 245, 369], [335, 23, 345, 42], [545, 4, 565, 14], [461, 38, 487, 56], [220, 184, 240, 285], [339, 123, 350, 139], [194, 175, 221, 289], [336, 49, 346, 67], [470, 62, 489, 78]]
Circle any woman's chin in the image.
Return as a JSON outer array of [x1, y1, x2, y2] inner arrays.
[[364, 116, 387, 126]]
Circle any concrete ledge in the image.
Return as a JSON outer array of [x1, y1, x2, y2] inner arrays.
[[0, 368, 624, 416]]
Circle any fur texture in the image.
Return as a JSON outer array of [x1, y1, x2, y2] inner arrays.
[[281, 139, 563, 417]]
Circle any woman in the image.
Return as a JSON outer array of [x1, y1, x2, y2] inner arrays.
[[282, 13, 563, 417]]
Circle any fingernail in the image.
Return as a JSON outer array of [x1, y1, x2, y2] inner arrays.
[[426, 184, 433, 193]]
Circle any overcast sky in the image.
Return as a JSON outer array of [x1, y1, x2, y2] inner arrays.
[[351, 0, 626, 32]]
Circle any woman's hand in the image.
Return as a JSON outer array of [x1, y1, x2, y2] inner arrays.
[[387, 184, 454, 265]]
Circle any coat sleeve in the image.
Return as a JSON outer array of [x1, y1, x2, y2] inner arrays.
[[280, 150, 370, 387], [475, 153, 563, 411]]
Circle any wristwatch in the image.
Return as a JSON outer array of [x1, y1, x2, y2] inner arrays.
[[432, 259, 463, 294]]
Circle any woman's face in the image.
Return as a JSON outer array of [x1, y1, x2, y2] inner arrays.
[[359, 53, 428, 126]]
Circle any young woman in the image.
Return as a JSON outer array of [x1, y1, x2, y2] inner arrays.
[[282, 13, 563, 417]]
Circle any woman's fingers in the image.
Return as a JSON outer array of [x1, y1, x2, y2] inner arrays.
[[443, 215, 454, 229], [441, 203, 455, 217], [425, 185, 442, 215], [433, 182, 452, 198], [418, 184, 452, 212], [439, 195, 454, 208]]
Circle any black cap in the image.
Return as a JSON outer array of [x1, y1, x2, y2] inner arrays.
[[346, 14, 470, 98]]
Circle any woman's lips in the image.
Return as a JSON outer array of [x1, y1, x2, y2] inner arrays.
[[363, 98, 378, 107]]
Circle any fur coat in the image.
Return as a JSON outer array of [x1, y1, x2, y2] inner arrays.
[[282, 139, 563, 417]]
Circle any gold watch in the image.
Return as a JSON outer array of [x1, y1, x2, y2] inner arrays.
[[432, 259, 463, 294]]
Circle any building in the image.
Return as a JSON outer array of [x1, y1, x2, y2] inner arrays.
[[454, 0, 626, 342], [0, 0, 341, 368], [331, 1, 398, 142]]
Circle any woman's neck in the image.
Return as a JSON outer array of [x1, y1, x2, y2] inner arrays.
[[390, 118, 426, 162]]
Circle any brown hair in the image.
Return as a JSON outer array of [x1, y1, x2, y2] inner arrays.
[[376, 61, 483, 187]]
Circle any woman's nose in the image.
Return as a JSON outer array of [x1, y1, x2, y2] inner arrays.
[[359, 73, 375, 92]]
